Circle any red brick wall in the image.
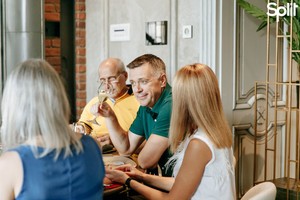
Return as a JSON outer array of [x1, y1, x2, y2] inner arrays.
[[44, 0, 61, 74], [75, 0, 86, 120], [44, 0, 86, 120]]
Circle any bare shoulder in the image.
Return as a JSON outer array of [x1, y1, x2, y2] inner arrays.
[[188, 138, 209, 150], [0, 151, 21, 169], [0, 151, 23, 199], [186, 139, 212, 163], [0, 151, 23, 177]]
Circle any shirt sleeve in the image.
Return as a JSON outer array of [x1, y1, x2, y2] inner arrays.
[[78, 97, 98, 126]]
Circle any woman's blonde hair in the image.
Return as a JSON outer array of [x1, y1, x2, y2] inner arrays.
[[169, 64, 232, 152], [1, 59, 82, 159]]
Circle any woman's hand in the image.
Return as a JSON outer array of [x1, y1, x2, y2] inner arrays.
[[105, 166, 129, 184], [105, 164, 146, 184], [115, 164, 145, 182]]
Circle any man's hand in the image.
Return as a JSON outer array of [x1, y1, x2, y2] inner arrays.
[[96, 134, 111, 146], [98, 102, 116, 119], [90, 102, 117, 120]]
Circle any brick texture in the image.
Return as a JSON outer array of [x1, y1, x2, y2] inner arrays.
[[44, 0, 87, 121], [44, 0, 61, 75], [75, 0, 86, 120]]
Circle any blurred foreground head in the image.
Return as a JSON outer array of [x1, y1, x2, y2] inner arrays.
[[1, 59, 81, 158]]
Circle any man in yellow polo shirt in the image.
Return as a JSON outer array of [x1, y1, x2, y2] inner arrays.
[[77, 58, 139, 145]]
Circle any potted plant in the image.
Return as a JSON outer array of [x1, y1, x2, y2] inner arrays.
[[238, 0, 300, 107], [238, 0, 300, 71]]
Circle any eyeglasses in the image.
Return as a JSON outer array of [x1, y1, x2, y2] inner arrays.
[[98, 73, 122, 85]]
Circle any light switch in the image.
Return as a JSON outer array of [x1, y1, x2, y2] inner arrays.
[[182, 25, 193, 39], [110, 23, 130, 42]]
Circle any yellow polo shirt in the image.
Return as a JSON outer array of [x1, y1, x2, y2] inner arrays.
[[78, 93, 139, 138]]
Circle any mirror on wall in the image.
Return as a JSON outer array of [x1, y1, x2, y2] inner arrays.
[[145, 21, 167, 45]]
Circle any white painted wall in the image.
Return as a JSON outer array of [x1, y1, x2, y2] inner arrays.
[[86, 0, 238, 123]]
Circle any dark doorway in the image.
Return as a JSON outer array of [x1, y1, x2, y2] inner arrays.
[[60, 0, 76, 122]]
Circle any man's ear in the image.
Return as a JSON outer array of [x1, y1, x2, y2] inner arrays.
[[123, 71, 128, 81], [160, 74, 167, 87]]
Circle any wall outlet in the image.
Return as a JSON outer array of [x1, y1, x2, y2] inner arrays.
[[182, 25, 193, 39]]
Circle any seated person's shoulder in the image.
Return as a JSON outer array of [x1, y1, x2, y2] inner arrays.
[[162, 96, 172, 107], [158, 88, 172, 107], [0, 151, 21, 173], [163, 90, 172, 103], [123, 94, 139, 105], [158, 96, 172, 112], [84, 96, 99, 108], [0, 151, 22, 198]]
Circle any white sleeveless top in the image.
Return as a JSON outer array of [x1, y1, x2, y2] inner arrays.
[[170, 129, 236, 200]]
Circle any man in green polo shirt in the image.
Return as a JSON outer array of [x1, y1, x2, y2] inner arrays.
[[98, 54, 173, 176]]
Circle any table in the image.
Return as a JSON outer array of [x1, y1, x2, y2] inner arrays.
[[102, 152, 135, 199], [104, 183, 128, 200]]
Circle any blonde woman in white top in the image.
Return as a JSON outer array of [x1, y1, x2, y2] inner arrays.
[[106, 63, 236, 200]]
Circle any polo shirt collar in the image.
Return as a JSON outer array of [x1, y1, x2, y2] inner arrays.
[[109, 88, 130, 104], [150, 83, 171, 114]]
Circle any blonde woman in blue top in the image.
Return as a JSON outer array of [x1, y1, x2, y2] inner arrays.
[[0, 59, 105, 200], [106, 64, 236, 200]]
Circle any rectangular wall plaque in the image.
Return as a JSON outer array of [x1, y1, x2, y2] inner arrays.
[[110, 23, 130, 42]]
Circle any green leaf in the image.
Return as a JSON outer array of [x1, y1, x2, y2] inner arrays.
[[238, 0, 268, 21], [238, 0, 300, 65], [257, 21, 268, 31]]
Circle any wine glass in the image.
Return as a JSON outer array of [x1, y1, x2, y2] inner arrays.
[[71, 122, 87, 135], [88, 81, 113, 125]]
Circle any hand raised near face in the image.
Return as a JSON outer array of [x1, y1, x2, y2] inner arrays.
[[98, 102, 116, 119]]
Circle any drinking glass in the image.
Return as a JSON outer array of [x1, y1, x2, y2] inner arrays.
[[71, 122, 87, 135], [87, 81, 113, 125]]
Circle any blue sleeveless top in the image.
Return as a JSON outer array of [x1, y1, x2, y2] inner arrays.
[[12, 135, 105, 200]]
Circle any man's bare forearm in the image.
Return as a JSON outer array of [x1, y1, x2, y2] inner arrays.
[[105, 116, 131, 155]]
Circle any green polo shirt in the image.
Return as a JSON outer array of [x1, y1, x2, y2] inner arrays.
[[130, 83, 173, 176]]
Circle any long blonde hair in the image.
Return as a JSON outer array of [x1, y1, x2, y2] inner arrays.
[[169, 64, 232, 152], [1, 59, 83, 159]]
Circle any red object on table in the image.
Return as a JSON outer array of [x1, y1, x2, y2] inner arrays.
[[104, 183, 123, 189]]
